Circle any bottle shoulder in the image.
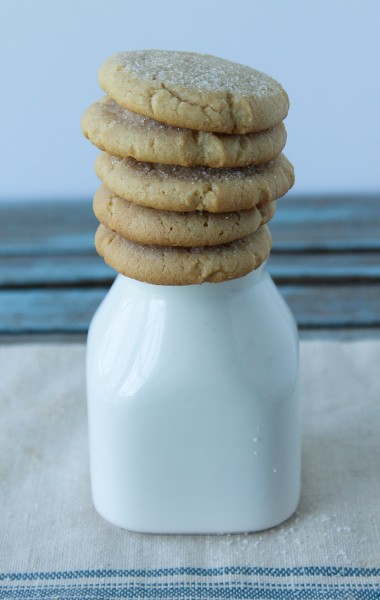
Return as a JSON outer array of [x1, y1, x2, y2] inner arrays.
[[87, 272, 298, 402]]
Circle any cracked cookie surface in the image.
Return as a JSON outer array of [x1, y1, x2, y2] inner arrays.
[[95, 152, 294, 213], [98, 50, 289, 134], [95, 223, 272, 285], [82, 97, 287, 168], [94, 184, 276, 247]]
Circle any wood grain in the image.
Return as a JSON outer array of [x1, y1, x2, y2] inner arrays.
[[0, 196, 379, 335], [0, 253, 379, 287], [1, 194, 379, 255], [0, 285, 379, 334], [271, 194, 380, 251]]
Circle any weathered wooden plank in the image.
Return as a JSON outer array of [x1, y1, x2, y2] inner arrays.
[[0, 199, 96, 255], [268, 253, 380, 282], [0, 284, 379, 333], [2, 328, 380, 344], [0, 288, 104, 333], [0, 252, 379, 287], [282, 284, 380, 327], [271, 194, 380, 250], [0, 255, 114, 286], [0, 194, 379, 255]]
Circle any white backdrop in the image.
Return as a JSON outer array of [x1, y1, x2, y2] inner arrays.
[[1, 0, 379, 200]]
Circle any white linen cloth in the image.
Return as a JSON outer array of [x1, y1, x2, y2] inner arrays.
[[0, 341, 379, 598]]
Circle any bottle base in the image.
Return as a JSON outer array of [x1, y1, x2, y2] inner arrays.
[[92, 492, 301, 535]]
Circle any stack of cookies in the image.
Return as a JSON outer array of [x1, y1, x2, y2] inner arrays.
[[81, 50, 294, 285]]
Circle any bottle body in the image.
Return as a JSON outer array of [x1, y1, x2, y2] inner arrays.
[[87, 266, 300, 533]]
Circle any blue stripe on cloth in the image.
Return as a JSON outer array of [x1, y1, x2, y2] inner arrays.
[[1, 582, 380, 599], [1, 567, 380, 581], [1, 568, 379, 599]]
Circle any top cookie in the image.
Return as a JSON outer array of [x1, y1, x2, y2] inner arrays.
[[98, 50, 289, 134]]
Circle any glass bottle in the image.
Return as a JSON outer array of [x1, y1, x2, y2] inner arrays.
[[87, 263, 300, 533]]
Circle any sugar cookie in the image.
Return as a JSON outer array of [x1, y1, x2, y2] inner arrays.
[[95, 152, 294, 213], [98, 50, 289, 133], [82, 96, 287, 168], [95, 223, 272, 285], [94, 184, 275, 247]]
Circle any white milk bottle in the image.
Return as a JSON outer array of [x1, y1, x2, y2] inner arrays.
[[87, 264, 300, 533]]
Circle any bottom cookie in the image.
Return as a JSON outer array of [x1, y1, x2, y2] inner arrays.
[[95, 224, 272, 285]]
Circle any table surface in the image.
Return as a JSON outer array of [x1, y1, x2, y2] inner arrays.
[[0, 193, 379, 339], [1, 339, 380, 598]]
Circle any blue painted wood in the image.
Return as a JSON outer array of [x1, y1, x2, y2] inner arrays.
[[0, 253, 379, 287], [1, 194, 379, 255], [0, 288, 105, 333], [0, 255, 114, 286], [0, 196, 379, 335], [0, 284, 379, 333], [271, 193, 380, 250], [267, 253, 380, 281], [0, 199, 96, 255], [281, 284, 380, 327]]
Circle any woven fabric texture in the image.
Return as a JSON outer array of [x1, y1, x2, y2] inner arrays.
[[0, 341, 379, 598]]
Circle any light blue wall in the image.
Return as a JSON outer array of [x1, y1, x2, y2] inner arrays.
[[1, 0, 379, 200]]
